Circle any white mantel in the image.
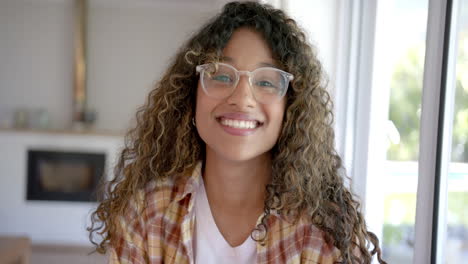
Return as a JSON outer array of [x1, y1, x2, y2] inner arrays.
[[0, 130, 123, 245]]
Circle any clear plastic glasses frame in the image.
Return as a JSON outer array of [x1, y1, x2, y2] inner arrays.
[[195, 62, 294, 104]]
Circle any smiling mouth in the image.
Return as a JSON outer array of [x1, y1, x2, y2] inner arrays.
[[216, 117, 263, 129]]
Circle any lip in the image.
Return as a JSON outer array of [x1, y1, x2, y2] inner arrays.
[[215, 112, 263, 136]]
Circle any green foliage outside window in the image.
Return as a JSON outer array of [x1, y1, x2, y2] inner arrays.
[[383, 32, 468, 252], [387, 33, 468, 162]]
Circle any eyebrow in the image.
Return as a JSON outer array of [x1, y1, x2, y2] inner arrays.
[[220, 56, 278, 69]]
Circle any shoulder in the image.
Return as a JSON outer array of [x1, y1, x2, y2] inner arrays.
[[139, 163, 202, 218], [297, 215, 342, 263], [260, 213, 341, 263], [139, 170, 196, 218], [109, 164, 201, 262], [116, 176, 180, 230], [141, 177, 179, 213]]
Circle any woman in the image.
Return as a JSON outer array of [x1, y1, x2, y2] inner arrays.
[[89, 2, 386, 264]]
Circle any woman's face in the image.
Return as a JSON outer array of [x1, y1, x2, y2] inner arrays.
[[195, 27, 286, 163]]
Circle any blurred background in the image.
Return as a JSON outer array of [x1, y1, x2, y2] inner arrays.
[[0, 0, 466, 263]]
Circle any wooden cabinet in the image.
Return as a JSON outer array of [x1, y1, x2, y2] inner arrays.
[[0, 236, 30, 264]]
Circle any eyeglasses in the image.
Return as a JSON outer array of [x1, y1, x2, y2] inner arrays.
[[196, 62, 294, 104]]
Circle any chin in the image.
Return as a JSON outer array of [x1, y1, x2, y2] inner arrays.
[[211, 145, 270, 164]]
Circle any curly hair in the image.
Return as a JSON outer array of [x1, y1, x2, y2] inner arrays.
[[88, 2, 386, 263]]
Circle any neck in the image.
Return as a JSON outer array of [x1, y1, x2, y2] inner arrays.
[[202, 149, 271, 213]]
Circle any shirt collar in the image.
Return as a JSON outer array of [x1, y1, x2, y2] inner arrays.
[[270, 209, 296, 224], [172, 161, 295, 224], [173, 161, 203, 203]]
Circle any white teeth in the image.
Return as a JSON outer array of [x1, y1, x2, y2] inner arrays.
[[220, 118, 258, 129]]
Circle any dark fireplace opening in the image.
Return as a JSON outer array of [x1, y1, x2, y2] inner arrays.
[[26, 149, 105, 202]]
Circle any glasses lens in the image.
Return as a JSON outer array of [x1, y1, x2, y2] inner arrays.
[[202, 64, 236, 99], [252, 68, 287, 103]]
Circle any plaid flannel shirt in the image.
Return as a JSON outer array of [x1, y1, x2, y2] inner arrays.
[[109, 162, 341, 264]]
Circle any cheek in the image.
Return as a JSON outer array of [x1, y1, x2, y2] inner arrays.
[[270, 100, 286, 128], [272, 102, 287, 143]]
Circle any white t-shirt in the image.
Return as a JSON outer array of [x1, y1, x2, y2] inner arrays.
[[194, 179, 257, 264]]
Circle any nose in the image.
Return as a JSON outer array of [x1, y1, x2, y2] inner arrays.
[[226, 75, 257, 108]]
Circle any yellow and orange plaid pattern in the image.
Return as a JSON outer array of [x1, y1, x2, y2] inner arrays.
[[109, 163, 341, 264]]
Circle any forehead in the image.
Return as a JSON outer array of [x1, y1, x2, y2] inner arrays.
[[221, 27, 277, 69]]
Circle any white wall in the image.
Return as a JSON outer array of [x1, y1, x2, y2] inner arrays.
[[0, 0, 220, 132], [0, 131, 122, 245], [284, 0, 339, 85], [86, 1, 218, 132], [0, 0, 340, 132], [0, 0, 75, 130]]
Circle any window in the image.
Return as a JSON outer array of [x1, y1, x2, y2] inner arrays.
[[364, 0, 468, 263], [441, 0, 468, 261], [369, 1, 429, 262]]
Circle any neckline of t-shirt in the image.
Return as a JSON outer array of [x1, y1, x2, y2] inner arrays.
[[195, 178, 257, 255]]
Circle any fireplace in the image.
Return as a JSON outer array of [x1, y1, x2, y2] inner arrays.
[[26, 149, 105, 202]]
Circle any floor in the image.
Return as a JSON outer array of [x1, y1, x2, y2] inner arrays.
[[30, 244, 107, 264]]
